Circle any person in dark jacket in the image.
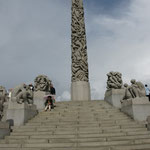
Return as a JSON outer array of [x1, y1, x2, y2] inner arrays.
[[50, 84, 56, 95], [50, 84, 56, 105]]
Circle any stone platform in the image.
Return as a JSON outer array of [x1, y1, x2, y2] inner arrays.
[[0, 100, 150, 149], [34, 91, 47, 111], [0, 122, 10, 139], [104, 89, 125, 108], [71, 81, 91, 101], [6, 101, 37, 126], [121, 97, 150, 121]]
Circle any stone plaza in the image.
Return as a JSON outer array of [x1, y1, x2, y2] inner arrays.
[[0, 0, 150, 149]]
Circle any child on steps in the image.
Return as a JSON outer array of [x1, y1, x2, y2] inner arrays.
[[44, 96, 54, 111]]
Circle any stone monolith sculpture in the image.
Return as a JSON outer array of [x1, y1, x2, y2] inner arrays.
[[71, 0, 91, 101]]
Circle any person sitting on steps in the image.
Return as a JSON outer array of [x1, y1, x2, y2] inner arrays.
[[44, 96, 54, 111]]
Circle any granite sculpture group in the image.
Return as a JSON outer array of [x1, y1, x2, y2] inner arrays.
[[0, 75, 53, 130], [123, 79, 146, 100], [106, 72, 123, 90], [105, 71, 150, 122], [34, 75, 52, 92], [11, 84, 33, 105], [0, 86, 7, 120]]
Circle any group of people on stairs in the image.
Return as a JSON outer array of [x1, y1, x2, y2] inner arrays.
[[44, 84, 56, 111]]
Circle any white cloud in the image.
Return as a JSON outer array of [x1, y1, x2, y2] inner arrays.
[[0, 0, 150, 101], [57, 91, 70, 101], [87, 0, 150, 99]]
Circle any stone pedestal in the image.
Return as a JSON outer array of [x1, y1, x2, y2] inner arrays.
[[6, 101, 37, 126], [1, 102, 8, 122], [34, 91, 47, 111], [121, 97, 150, 121], [146, 116, 150, 130], [0, 122, 10, 139], [71, 81, 91, 101], [104, 89, 125, 108]]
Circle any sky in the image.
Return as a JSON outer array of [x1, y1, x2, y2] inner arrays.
[[0, 0, 150, 101]]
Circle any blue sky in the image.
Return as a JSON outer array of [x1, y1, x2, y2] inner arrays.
[[0, 0, 150, 100], [85, 0, 131, 17]]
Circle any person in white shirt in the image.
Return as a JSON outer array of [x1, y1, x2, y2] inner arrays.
[[145, 84, 150, 101]]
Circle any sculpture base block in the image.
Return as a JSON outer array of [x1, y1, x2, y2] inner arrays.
[[6, 101, 37, 126], [121, 97, 150, 121], [71, 81, 91, 101], [1, 102, 8, 122], [34, 91, 47, 111], [0, 122, 10, 139], [104, 89, 125, 108]]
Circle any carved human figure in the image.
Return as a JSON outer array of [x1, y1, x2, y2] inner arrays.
[[11, 84, 33, 104], [71, 0, 89, 82], [34, 75, 52, 92], [123, 83, 132, 100], [136, 81, 146, 97], [0, 86, 8, 120], [129, 79, 141, 98], [123, 79, 146, 100]]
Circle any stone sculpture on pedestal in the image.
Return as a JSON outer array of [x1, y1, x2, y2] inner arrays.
[[106, 72, 123, 90], [11, 84, 33, 104], [0, 86, 7, 120], [123, 79, 146, 100], [104, 71, 125, 108], [121, 79, 149, 122], [6, 84, 37, 126], [34, 75, 52, 110], [0, 86, 10, 139], [71, 0, 91, 101], [34, 75, 52, 92]]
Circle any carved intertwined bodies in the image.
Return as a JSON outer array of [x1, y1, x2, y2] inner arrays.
[[71, 0, 89, 82], [123, 79, 146, 100], [107, 71, 123, 89], [11, 84, 33, 104], [34, 75, 52, 92], [0, 86, 7, 120]]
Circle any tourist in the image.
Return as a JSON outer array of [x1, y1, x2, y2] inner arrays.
[[8, 89, 12, 100], [44, 96, 54, 111], [50, 84, 56, 105], [145, 84, 150, 101], [29, 84, 34, 91]]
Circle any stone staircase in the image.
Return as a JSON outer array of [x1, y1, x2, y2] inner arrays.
[[0, 100, 150, 150]]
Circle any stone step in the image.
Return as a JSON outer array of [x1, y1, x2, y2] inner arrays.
[[28, 118, 131, 123], [2, 134, 150, 144], [12, 123, 144, 132], [1, 139, 150, 148], [12, 121, 142, 129], [111, 144, 150, 150], [6, 130, 150, 140], [25, 119, 134, 124], [11, 127, 146, 136], [12, 124, 143, 132], [1, 147, 150, 150]]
